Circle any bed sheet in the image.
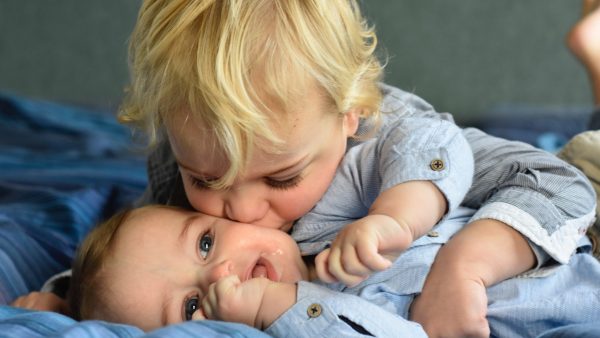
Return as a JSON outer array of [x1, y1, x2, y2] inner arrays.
[[0, 93, 269, 337]]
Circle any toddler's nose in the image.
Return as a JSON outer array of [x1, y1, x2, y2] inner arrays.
[[224, 188, 269, 223]]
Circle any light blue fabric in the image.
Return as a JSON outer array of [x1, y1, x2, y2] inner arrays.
[[272, 208, 600, 337], [537, 323, 600, 338], [0, 306, 270, 338]]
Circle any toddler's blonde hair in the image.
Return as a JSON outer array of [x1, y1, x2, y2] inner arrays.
[[120, 0, 383, 188]]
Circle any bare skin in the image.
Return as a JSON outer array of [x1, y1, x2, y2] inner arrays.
[[568, 0, 600, 106]]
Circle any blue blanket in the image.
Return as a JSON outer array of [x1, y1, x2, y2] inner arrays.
[[0, 93, 268, 337]]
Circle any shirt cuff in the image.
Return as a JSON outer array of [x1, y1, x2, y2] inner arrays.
[[266, 281, 427, 338], [471, 194, 594, 264], [40, 269, 72, 298]]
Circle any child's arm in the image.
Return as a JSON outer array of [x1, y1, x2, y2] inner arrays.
[[315, 180, 446, 286], [313, 116, 474, 286], [410, 128, 596, 338], [410, 218, 535, 338]]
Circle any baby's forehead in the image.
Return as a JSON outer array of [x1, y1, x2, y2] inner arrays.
[[116, 207, 186, 241]]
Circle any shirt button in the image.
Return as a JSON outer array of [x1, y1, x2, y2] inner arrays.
[[427, 230, 439, 237], [307, 303, 322, 318], [430, 159, 445, 171]]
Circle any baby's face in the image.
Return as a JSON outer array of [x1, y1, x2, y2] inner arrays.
[[167, 84, 359, 231], [103, 206, 308, 331]]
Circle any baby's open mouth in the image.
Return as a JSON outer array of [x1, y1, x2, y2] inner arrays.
[[250, 257, 277, 281]]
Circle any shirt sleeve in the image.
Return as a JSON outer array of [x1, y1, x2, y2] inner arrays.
[[379, 86, 596, 266], [265, 281, 427, 338], [292, 116, 474, 254], [462, 127, 597, 265], [374, 115, 474, 214]]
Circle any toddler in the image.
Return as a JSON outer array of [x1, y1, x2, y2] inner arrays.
[[123, 1, 595, 335]]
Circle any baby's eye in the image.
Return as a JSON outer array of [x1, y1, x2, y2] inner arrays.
[[184, 296, 199, 321], [199, 232, 213, 259]]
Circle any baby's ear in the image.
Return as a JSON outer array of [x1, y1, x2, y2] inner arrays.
[[342, 109, 360, 137]]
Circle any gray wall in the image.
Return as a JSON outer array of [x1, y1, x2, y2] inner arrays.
[[0, 1, 592, 123], [362, 1, 592, 123], [0, 1, 140, 108]]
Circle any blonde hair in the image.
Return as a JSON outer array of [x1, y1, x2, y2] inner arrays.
[[120, 0, 383, 188]]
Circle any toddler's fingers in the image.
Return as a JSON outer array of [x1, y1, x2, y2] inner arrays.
[[355, 239, 392, 271], [340, 243, 372, 276], [315, 249, 338, 283], [327, 246, 367, 287]]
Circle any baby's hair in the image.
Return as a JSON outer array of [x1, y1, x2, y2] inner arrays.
[[119, 0, 383, 188], [68, 208, 134, 321]]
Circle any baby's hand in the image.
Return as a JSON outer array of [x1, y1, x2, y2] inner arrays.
[[410, 275, 489, 338], [202, 275, 269, 328], [315, 214, 410, 286], [10, 291, 71, 316]]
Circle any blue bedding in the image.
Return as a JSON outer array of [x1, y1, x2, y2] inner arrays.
[[0, 93, 268, 337]]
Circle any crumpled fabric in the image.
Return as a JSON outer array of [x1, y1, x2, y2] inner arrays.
[[558, 130, 600, 258]]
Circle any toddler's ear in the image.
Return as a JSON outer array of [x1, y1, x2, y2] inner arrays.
[[343, 109, 360, 137]]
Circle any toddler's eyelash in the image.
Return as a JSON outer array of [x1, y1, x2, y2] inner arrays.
[[189, 174, 303, 190], [188, 175, 215, 189], [265, 175, 303, 190]]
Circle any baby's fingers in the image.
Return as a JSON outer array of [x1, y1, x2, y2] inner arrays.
[[203, 275, 241, 320], [191, 307, 207, 321]]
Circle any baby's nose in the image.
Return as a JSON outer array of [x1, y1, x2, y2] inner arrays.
[[207, 260, 234, 284]]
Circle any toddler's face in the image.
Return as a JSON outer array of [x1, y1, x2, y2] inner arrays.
[[167, 85, 358, 231], [103, 206, 308, 331]]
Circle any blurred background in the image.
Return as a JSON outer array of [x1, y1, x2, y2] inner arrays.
[[0, 0, 593, 129]]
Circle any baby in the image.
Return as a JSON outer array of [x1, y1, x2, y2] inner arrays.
[[69, 205, 600, 337]]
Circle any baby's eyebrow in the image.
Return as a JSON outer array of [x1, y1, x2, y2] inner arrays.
[[178, 215, 197, 245]]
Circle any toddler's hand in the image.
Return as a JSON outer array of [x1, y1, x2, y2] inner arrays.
[[201, 275, 270, 328], [410, 274, 489, 338], [10, 291, 71, 316], [315, 214, 409, 286]]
